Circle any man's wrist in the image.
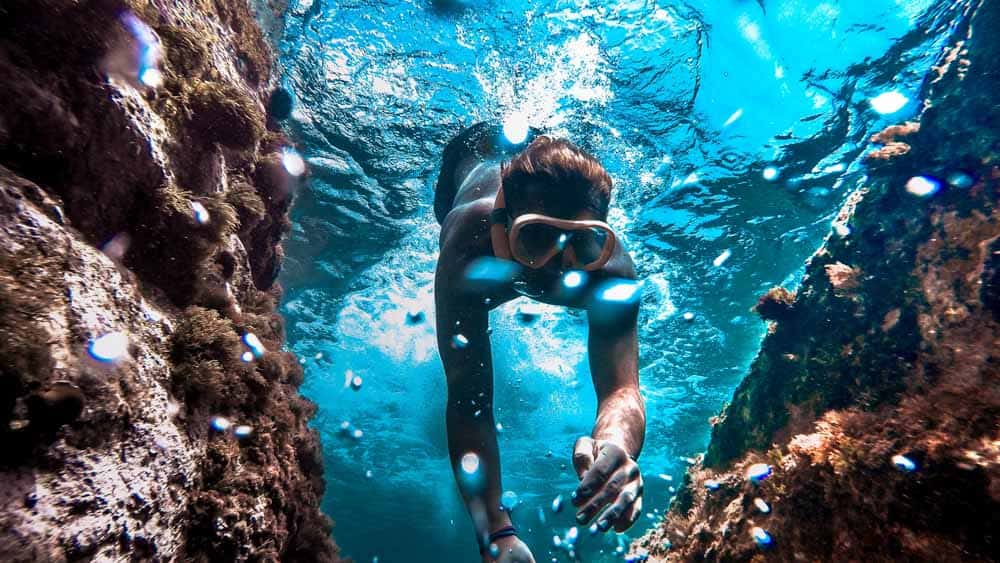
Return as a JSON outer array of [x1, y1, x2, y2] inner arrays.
[[593, 435, 639, 461]]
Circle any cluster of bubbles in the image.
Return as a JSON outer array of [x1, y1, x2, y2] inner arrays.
[[696, 453, 922, 553], [460, 256, 642, 325], [700, 464, 775, 548], [338, 420, 364, 441], [551, 525, 580, 557], [905, 170, 975, 198], [210, 416, 253, 438]]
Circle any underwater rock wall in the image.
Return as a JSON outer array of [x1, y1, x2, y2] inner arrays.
[[632, 2, 998, 561], [0, 1, 339, 561]]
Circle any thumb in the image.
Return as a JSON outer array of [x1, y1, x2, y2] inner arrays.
[[572, 436, 596, 479]]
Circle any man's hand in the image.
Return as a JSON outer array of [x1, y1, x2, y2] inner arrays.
[[482, 535, 535, 563], [570, 436, 643, 533]]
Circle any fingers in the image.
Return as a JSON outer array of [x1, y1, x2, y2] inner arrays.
[[596, 478, 641, 533], [572, 442, 626, 507], [574, 465, 628, 525], [572, 436, 595, 480], [613, 478, 643, 533]]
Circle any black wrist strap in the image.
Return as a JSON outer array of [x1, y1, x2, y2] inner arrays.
[[479, 525, 518, 553]]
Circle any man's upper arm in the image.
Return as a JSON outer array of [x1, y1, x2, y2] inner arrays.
[[435, 201, 493, 389]]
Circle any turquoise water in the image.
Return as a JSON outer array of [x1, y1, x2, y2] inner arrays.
[[275, 1, 966, 560]]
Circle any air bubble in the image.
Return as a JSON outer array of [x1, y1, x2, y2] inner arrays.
[[870, 91, 909, 114], [905, 176, 940, 197], [88, 331, 129, 363], [713, 249, 732, 267], [282, 148, 306, 176], [751, 526, 773, 547], [747, 463, 772, 483], [892, 454, 916, 472], [754, 497, 771, 513], [242, 332, 265, 358], [502, 112, 530, 144], [211, 416, 231, 432]]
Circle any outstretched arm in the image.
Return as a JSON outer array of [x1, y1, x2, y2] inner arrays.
[[571, 267, 645, 533], [435, 203, 511, 549]]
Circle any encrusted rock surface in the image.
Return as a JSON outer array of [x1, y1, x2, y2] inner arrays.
[[632, 2, 998, 562], [0, 1, 340, 561]]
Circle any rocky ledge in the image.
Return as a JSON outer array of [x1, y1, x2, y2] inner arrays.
[[631, 1, 998, 562], [0, 1, 340, 561]]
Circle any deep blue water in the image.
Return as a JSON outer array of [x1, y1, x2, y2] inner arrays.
[[274, 1, 967, 561]]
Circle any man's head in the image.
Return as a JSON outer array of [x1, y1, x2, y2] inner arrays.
[[500, 136, 612, 221]]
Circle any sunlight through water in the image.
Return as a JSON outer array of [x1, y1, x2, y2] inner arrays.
[[275, 0, 965, 560]]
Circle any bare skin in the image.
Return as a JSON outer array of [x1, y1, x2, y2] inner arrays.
[[435, 150, 646, 562]]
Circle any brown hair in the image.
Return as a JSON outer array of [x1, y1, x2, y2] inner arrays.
[[501, 136, 612, 219]]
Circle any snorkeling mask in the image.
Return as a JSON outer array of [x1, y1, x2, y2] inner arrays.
[[489, 184, 617, 272]]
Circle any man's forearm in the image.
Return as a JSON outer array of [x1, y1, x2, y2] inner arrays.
[[592, 387, 645, 459], [446, 399, 509, 536]]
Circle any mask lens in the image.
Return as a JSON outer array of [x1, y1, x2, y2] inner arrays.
[[515, 222, 565, 263], [568, 227, 610, 265]]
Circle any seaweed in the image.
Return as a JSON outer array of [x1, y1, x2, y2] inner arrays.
[[184, 79, 264, 150], [169, 306, 252, 414], [155, 24, 209, 79], [226, 174, 267, 233]]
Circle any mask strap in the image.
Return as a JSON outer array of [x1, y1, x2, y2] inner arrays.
[[490, 185, 513, 259]]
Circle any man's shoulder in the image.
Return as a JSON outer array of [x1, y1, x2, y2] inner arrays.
[[440, 197, 493, 249]]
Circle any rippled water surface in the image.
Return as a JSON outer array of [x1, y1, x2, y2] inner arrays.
[[275, 1, 966, 560]]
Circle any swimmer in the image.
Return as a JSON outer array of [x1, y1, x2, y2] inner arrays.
[[433, 123, 645, 562]]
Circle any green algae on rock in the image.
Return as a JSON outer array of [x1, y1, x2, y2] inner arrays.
[[631, 2, 999, 561]]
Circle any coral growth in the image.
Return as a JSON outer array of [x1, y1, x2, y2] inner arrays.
[[632, 3, 1000, 562], [753, 287, 797, 322], [865, 121, 920, 163], [0, 0, 339, 561]]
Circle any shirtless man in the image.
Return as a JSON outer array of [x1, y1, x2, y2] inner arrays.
[[433, 122, 646, 562]]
